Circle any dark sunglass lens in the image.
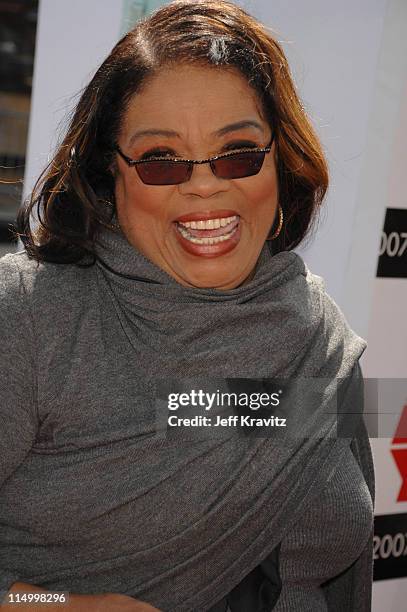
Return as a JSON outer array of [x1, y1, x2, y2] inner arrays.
[[136, 161, 191, 185], [214, 152, 265, 179]]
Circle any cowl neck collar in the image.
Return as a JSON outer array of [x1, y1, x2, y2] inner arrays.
[[93, 223, 321, 379], [93, 223, 365, 380], [90, 223, 367, 612], [94, 223, 306, 303]]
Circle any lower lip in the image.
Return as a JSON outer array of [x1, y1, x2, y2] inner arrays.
[[173, 219, 241, 258]]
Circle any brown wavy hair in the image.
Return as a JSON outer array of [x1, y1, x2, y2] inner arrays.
[[17, 0, 329, 264]]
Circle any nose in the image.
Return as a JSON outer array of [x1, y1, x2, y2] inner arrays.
[[177, 161, 230, 198]]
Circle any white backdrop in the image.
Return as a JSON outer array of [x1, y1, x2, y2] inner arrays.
[[25, 1, 407, 609]]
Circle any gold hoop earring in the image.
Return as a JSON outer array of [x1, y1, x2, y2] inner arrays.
[[99, 198, 121, 229], [266, 205, 283, 240]]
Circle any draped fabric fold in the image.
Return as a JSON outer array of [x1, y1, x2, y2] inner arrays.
[[85, 225, 370, 611]]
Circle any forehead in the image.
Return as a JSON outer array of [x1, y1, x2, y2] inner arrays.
[[120, 64, 267, 140]]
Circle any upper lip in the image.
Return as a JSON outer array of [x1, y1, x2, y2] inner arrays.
[[174, 209, 240, 223]]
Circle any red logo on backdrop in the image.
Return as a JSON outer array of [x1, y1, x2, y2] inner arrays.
[[391, 404, 407, 502]]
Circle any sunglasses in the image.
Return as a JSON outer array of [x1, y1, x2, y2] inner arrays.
[[115, 134, 274, 185]]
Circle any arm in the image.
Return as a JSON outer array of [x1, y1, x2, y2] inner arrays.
[[0, 256, 38, 486], [0, 257, 161, 612], [0, 257, 39, 595]]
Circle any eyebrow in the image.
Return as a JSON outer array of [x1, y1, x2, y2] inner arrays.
[[127, 120, 265, 146]]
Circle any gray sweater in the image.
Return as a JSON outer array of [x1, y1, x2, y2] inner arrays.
[[0, 243, 375, 611], [209, 437, 373, 612]]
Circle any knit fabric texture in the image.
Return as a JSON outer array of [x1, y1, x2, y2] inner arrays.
[[0, 228, 375, 611]]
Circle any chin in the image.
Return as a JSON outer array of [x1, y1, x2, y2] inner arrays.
[[182, 272, 245, 290]]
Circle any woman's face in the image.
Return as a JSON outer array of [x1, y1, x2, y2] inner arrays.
[[114, 64, 279, 289]]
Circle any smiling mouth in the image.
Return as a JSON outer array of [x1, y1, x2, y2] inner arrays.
[[174, 215, 240, 245]]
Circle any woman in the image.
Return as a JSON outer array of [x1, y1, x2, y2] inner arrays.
[[0, 1, 374, 611]]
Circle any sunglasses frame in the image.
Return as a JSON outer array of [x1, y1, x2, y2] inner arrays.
[[115, 132, 275, 185]]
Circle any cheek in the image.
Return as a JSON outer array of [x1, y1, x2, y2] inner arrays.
[[245, 171, 278, 214], [116, 174, 168, 222]]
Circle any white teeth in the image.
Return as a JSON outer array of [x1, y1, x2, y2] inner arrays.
[[176, 223, 238, 245], [179, 215, 238, 230]]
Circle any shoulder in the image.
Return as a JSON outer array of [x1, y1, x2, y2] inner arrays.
[[0, 249, 96, 304], [273, 250, 328, 301], [288, 251, 328, 297], [0, 251, 100, 363], [278, 251, 339, 329], [0, 251, 33, 316], [289, 252, 367, 370], [293, 252, 358, 331], [0, 250, 98, 336]]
